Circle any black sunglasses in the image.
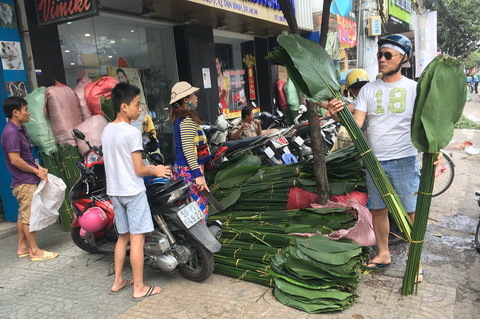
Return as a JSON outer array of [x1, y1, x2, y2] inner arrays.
[[376, 51, 403, 60]]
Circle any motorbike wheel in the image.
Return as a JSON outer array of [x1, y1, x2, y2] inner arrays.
[[71, 227, 101, 254], [176, 231, 214, 282], [475, 220, 480, 253]]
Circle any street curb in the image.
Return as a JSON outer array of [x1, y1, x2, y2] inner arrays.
[[0, 222, 17, 240]]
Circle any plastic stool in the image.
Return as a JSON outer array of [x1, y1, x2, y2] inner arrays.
[[282, 153, 298, 164]]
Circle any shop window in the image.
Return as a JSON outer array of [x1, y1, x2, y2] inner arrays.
[[58, 15, 178, 162]]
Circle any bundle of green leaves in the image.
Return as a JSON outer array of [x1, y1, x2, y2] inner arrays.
[[269, 235, 369, 313], [402, 55, 466, 295]]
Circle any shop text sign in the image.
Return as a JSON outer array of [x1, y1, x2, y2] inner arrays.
[[35, 0, 99, 26], [188, 0, 287, 25]]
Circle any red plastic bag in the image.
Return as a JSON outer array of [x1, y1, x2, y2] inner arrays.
[[286, 187, 318, 210], [330, 191, 368, 207], [84, 76, 118, 115]]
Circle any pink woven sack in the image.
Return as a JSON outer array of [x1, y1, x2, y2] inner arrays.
[[46, 83, 83, 146], [74, 75, 93, 121], [74, 115, 109, 156]]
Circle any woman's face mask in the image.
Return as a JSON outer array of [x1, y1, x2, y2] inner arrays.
[[187, 101, 195, 110]]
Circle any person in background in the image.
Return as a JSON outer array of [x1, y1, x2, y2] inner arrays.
[[101, 82, 171, 300], [345, 69, 370, 100], [170, 81, 211, 220], [1, 97, 59, 262], [327, 34, 425, 282], [474, 73, 479, 94], [117, 68, 129, 83], [330, 69, 370, 150], [230, 104, 262, 140]]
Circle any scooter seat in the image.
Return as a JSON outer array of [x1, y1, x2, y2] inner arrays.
[[223, 135, 268, 153]]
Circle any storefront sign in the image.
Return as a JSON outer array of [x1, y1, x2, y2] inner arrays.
[[337, 15, 356, 46], [35, 0, 100, 27], [187, 0, 286, 25]]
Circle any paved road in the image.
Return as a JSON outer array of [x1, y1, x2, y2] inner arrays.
[[0, 96, 479, 319]]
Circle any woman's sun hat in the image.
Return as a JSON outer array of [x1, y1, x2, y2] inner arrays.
[[170, 81, 200, 104]]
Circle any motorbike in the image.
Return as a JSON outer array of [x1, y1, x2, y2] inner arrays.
[[475, 191, 480, 253], [69, 129, 222, 282]]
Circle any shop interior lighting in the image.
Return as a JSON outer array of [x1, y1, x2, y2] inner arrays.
[[216, 19, 229, 30], [64, 49, 70, 53], [242, 24, 254, 35], [84, 33, 91, 37], [129, 29, 136, 33], [110, 40, 116, 44]]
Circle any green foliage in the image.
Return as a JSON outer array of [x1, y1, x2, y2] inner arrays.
[[454, 115, 480, 129], [267, 32, 341, 102], [464, 52, 480, 69], [433, 0, 480, 58], [100, 96, 115, 122]]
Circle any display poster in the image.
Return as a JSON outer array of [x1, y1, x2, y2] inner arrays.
[[106, 66, 147, 130], [223, 69, 247, 119], [202, 68, 211, 89]]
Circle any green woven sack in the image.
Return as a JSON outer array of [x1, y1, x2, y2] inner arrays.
[[24, 87, 57, 155]]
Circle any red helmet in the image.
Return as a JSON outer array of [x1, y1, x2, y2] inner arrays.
[[79, 207, 107, 232]]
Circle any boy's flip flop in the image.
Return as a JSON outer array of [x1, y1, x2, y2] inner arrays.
[[131, 286, 161, 302], [109, 279, 133, 295]]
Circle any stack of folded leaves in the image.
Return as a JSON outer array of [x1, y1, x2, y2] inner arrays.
[[207, 145, 370, 313], [269, 235, 368, 313]]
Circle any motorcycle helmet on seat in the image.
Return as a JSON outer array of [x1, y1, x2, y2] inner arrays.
[[79, 207, 108, 232]]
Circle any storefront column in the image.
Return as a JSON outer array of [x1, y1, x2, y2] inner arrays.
[[173, 24, 218, 124], [254, 37, 276, 112], [24, 0, 66, 86]]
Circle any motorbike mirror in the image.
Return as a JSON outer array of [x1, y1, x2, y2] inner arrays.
[[76, 161, 86, 170], [73, 129, 85, 140]]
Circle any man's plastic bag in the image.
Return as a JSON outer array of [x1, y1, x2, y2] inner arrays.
[[29, 174, 66, 232]]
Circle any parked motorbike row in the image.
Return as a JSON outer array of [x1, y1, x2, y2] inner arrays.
[[68, 106, 340, 283], [69, 129, 222, 282], [202, 106, 340, 168]]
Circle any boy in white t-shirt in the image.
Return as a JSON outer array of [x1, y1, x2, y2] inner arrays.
[[101, 82, 171, 301]]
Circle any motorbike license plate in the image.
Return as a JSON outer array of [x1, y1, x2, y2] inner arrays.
[[177, 202, 204, 228], [264, 146, 275, 158], [294, 136, 304, 146]]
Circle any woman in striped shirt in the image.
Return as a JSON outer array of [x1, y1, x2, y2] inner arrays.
[[170, 81, 212, 220]]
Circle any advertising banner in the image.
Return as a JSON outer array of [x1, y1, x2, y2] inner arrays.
[[337, 15, 356, 46]]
